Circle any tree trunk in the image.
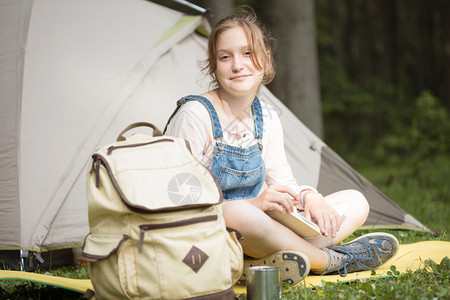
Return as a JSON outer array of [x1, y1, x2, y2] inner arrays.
[[195, 0, 233, 27], [379, 0, 398, 86], [257, 0, 323, 138], [439, 0, 450, 106]]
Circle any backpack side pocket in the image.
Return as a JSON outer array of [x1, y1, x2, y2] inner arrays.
[[226, 229, 244, 284]]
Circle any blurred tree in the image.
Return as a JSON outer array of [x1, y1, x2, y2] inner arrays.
[[316, 0, 449, 160], [194, 0, 233, 26], [256, 0, 324, 138]]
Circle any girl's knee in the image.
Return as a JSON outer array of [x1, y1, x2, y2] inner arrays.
[[329, 189, 369, 214], [346, 189, 370, 222], [331, 189, 369, 224], [350, 189, 369, 209]]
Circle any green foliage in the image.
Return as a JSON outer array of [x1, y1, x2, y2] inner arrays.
[[318, 49, 450, 168], [374, 90, 450, 166], [352, 152, 449, 239], [319, 54, 384, 156], [42, 265, 90, 279], [316, 0, 450, 169], [321, 66, 450, 174], [0, 282, 84, 300]]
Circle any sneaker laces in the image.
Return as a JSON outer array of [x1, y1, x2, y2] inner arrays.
[[327, 238, 382, 277]]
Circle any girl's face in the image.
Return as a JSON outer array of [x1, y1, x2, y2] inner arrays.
[[214, 26, 264, 98]]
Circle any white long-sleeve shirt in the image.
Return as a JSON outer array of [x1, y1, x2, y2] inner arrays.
[[165, 99, 316, 195]]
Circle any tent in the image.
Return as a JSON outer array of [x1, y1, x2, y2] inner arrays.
[[0, 0, 429, 270]]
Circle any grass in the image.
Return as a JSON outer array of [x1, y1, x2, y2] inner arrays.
[[1, 155, 448, 299], [277, 257, 450, 300]]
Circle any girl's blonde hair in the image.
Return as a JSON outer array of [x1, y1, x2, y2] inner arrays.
[[202, 8, 276, 87]]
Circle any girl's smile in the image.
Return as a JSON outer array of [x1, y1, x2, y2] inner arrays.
[[230, 74, 252, 80]]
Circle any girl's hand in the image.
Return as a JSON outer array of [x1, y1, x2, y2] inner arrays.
[[302, 192, 341, 238], [247, 185, 300, 214]]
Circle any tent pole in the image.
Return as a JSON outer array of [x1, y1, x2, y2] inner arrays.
[[172, 0, 206, 14], [20, 250, 28, 272]]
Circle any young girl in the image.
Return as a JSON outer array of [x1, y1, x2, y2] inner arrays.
[[164, 10, 398, 286]]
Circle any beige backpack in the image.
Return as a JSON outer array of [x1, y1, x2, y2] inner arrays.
[[82, 122, 243, 300]]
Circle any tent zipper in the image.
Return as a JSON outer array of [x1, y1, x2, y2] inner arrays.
[[138, 215, 218, 253]]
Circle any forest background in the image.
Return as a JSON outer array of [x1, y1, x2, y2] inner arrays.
[[170, 0, 450, 236]]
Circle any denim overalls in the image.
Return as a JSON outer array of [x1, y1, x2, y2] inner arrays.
[[165, 95, 265, 201]]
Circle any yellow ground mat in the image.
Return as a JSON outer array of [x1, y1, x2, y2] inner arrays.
[[0, 241, 448, 295], [0, 269, 92, 293]]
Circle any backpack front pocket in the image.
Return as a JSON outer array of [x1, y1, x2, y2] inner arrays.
[[136, 214, 234, 299]]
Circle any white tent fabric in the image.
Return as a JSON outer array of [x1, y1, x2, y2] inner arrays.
[[0, 0, 428, 258]]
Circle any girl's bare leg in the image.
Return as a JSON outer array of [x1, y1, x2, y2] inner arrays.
[[223, 200, 330, 269], [308, 189, 370, 249], [222, 189, 369, 270]]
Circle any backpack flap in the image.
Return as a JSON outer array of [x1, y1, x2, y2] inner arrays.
[[82, 233, 128, 262], [91, 135, 223, 212]]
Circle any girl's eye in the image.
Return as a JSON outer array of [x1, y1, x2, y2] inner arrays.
[[244, 51, 251, 56], [219, 55, 230, 60]]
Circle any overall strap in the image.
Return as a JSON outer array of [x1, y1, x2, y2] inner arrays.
[[163, 95, 223, 139], [164, 95, 264, 143], [252, 97, 264, 140]]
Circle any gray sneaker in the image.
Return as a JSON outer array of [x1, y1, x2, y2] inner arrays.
[[237, 251, 310, 286], [325, 232, 399, 277]]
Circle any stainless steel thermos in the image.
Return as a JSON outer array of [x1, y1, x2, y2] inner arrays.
[[246, 266, 281, 300]]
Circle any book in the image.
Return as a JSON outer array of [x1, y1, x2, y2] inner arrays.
[[266, 209, 322, 239]]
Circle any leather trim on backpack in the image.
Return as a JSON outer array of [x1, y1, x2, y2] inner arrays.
[[106, 138, 174, 155], [184, 286, 235, 299], [226, 227, 243, 241], [138, 215, 219, 253], [82, 288, 96, 300]]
